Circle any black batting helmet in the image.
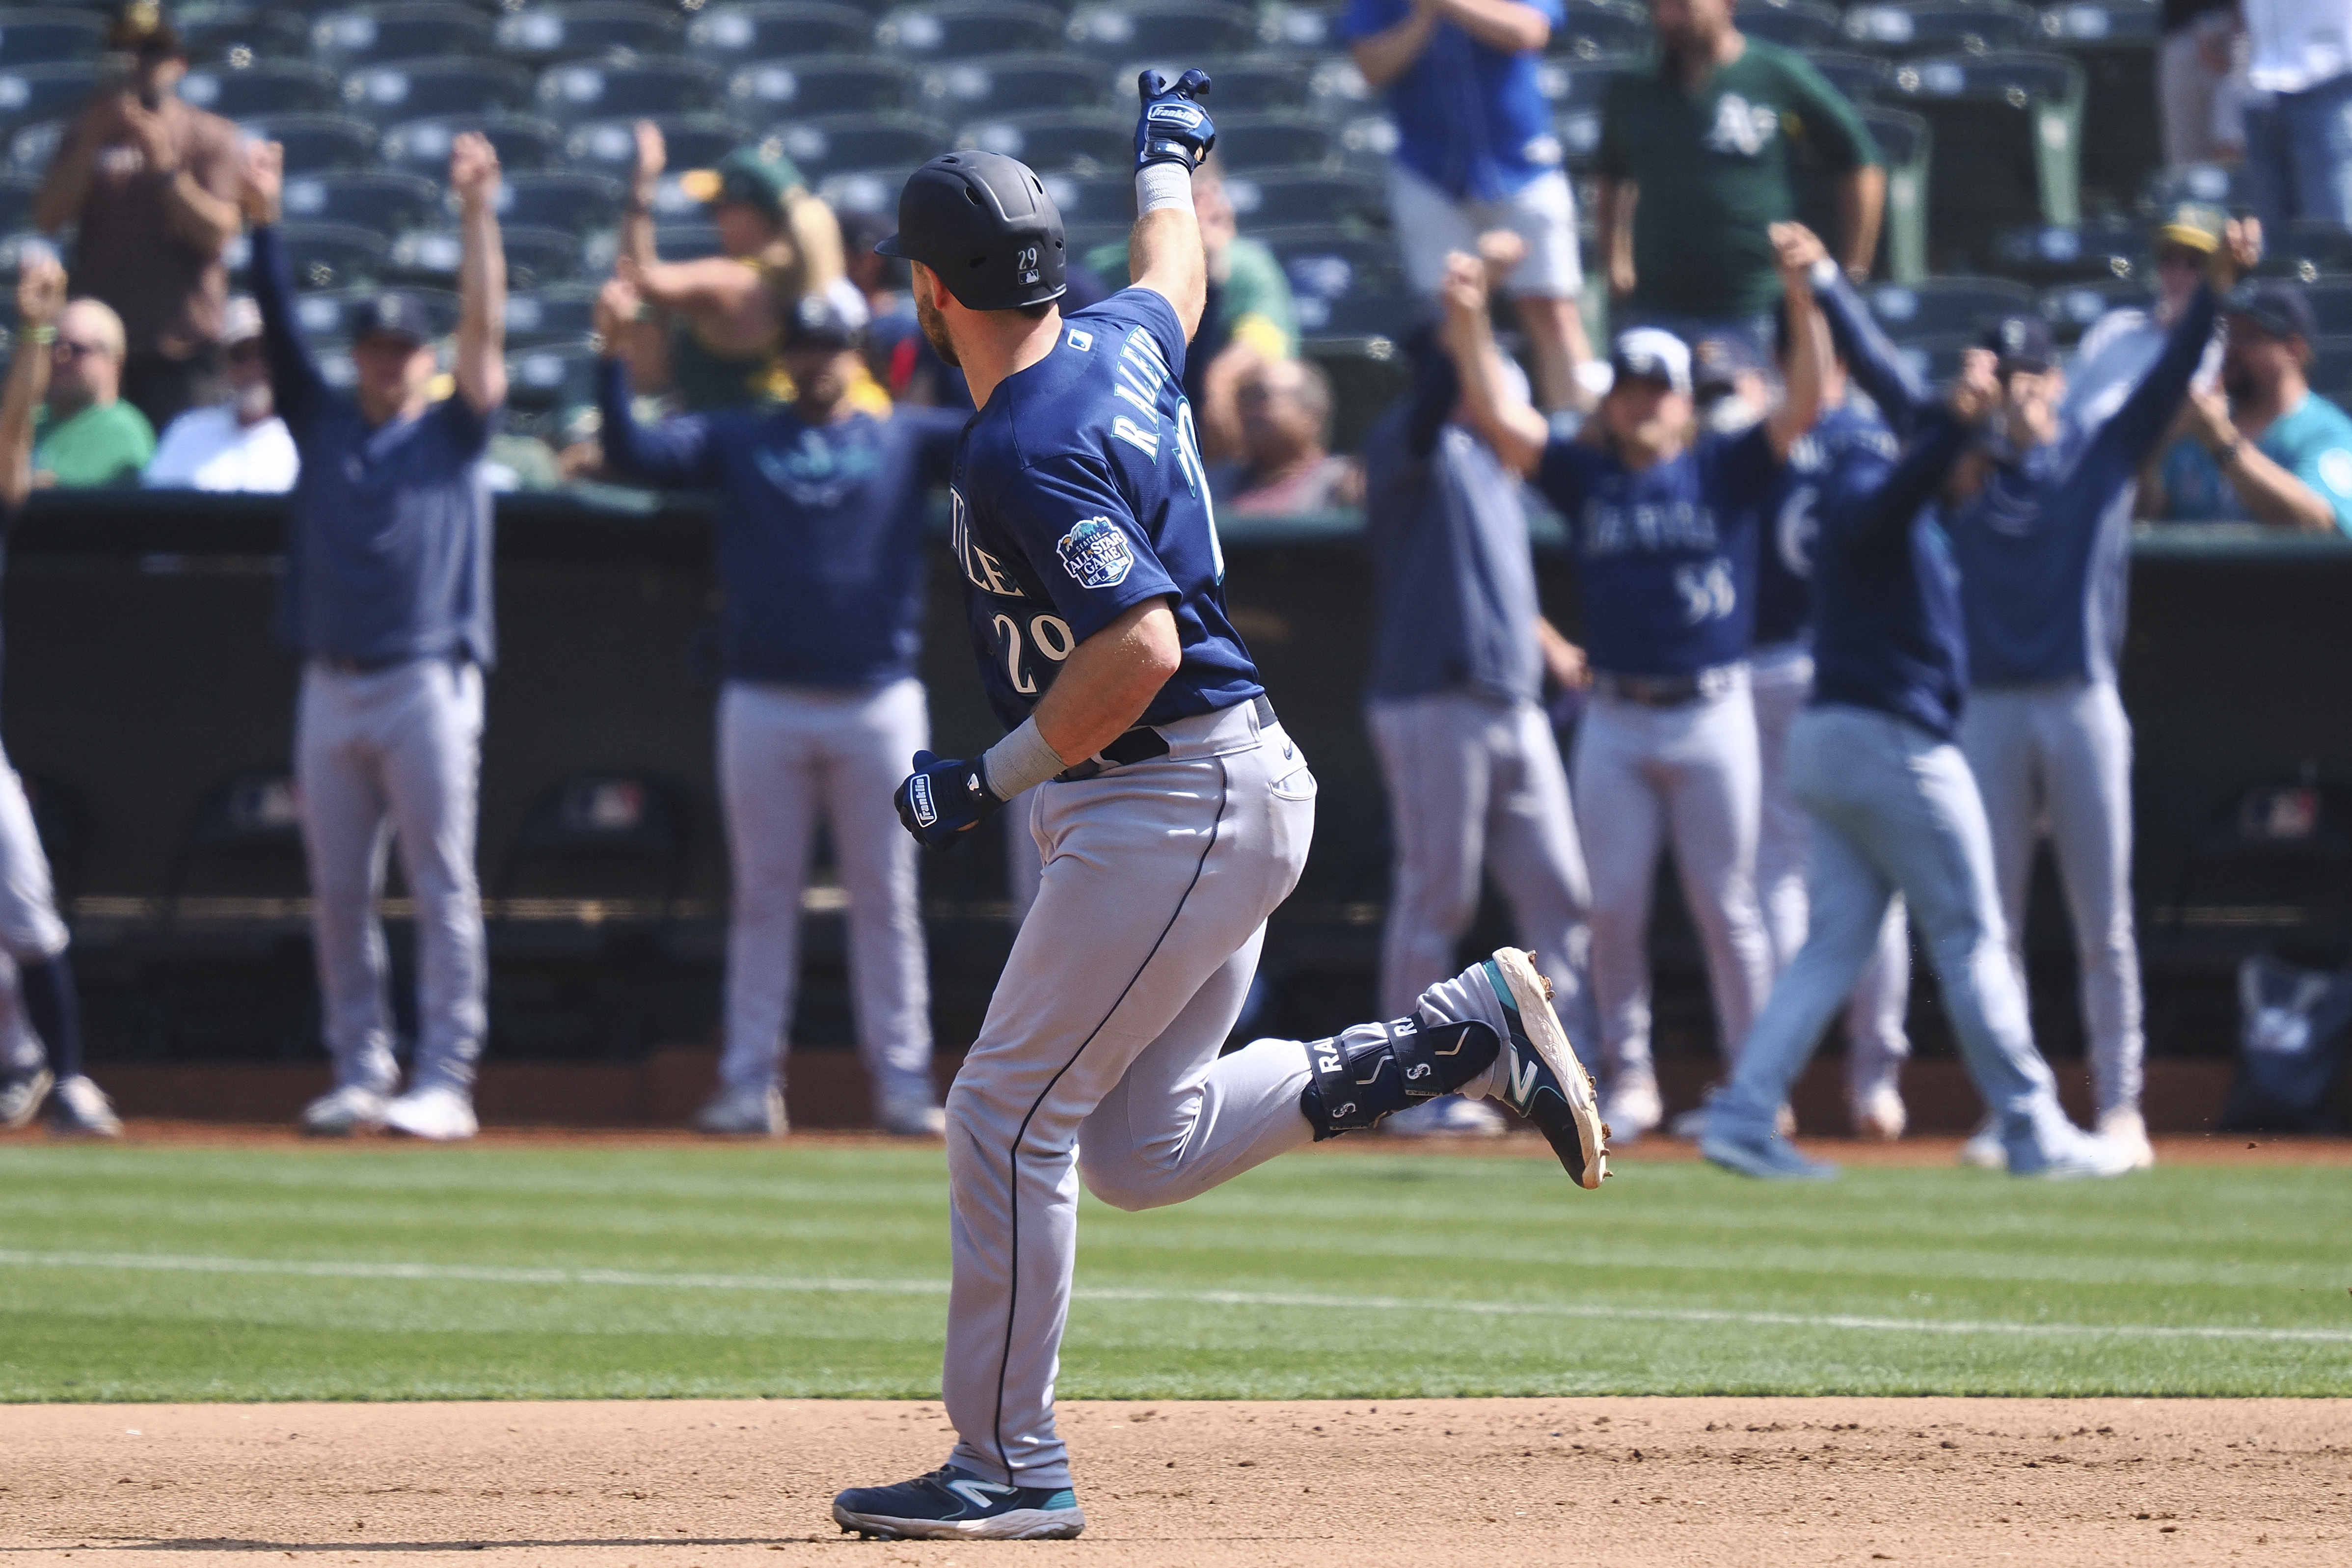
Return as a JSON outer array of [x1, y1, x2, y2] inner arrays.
[[875, 151, 1066, 312]]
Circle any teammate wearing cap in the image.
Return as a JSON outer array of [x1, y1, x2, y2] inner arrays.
[[829, 71, 1609, 1542], [1437, 223, 1831, 1144], [238, 131, 508, 1141], [2067, 202, 2228, 429], [590, 287, 960, 1138], [1946, 219, 2261, 1172], [142, 296, 298, 492], [0, 249, 121, 1136]]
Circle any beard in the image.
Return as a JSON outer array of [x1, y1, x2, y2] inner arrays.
[[2221, 362, 2255, 402], [915, 289, 960, 369]]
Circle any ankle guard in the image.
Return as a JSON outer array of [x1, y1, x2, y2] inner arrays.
[[1298, 1016, 1500, 1141]]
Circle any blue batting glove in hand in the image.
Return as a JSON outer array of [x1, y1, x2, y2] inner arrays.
[[1135, 68, 1215, 173], [894, 749, 1005, 851]]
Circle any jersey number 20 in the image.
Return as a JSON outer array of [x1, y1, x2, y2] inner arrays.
[[993, 610, 1077, 697]]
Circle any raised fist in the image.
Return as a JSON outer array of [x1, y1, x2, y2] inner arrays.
[[449, 131, 501, 208], [238, 137, 283, 225], [1135, 68, 1215, 173]]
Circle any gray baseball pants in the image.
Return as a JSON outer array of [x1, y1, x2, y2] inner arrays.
[[0, 744, 67, 1078], [296, 658, 487, 1096], [1366, 690, 1599, 1051], [1572, 676, 1775, 1086], [1751, 646, 1912, 1096], [1709, 705, 2087, 1166], [1960, 679, 2144, 1115], [944, 700, 1318, 1490], [716, 677, 933, 1103]]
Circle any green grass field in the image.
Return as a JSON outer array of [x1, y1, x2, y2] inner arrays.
[[2, 1141, 2348, 1402]]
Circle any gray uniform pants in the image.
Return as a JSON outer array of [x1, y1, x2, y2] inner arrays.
[[0, 743, 67, 1077], [1959, 679, 2144, 1115], [945, 701, 1317, 1490], [1572, 676, 1775, 1084], [296, 658, 487, 1096], [1751, 646, 1912, 1095], [1366, 690, 1599, 1050], [1711, 706, 2087, 1165], [716, 677, 933, 1102]]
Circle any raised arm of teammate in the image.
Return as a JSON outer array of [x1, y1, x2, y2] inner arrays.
[[1127, 69, 1216, 343], [591, 274, 720, 488], [1828, 350, 2000, 548], [1435, 248, 1549, 476], [2096, 217, 2256, 470], [0, 252, 62, 513], [1764, 222, 1829, 461], [236, 139, 331, 437], [449, 132, 507, 416]]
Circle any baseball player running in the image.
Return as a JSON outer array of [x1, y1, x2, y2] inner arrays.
[[1437, 227, 1831, 1143], [1363, 291, 1602, 1136], [1947, 221, 2260, 1172], [0, 252, 119, 1136], [239, 133, 507, 1141], [828, 72, 1608, 1542], [591, 285, 961, 1137]]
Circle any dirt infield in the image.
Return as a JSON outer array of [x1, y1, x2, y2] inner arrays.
[[3, 1397, 2345, 1567]]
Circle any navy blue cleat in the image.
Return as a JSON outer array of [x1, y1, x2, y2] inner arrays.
[[1480, 948, 1610, 1190], [832, 1465, 1085, 1541]]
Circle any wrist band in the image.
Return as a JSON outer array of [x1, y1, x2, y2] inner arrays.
[[23, 325, 54, 346], [2216, 435, 2245, 469], [980, 715, 1066, 801], [1135, 162, 1193, 216]]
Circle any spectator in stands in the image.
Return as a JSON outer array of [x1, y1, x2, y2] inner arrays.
[[1086, 156, 1300, 457], [2240, 0, 2352, 233], [143, 297, 297, 493], [32, 296, 153, 488], [1597, 0, 1883, 342], [620, 126, 846, 410], [2149, 280, 2352, 533], [2069, 203, 2227, 429], [1212, 359, 1362, 514], [32, 5, 244, 434], [1343, 0, 1595, 412], [2160, 0, 2240, 167]]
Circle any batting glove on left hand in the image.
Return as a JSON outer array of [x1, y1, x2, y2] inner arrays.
[[1135, 68, 1215, 173], [893, 749, 1005, 851]]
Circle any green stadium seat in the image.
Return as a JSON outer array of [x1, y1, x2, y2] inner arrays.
[[729, 56, 917, 119], [1223, 168, 1385, 238], [2036, 0, 2162, 216], [1989, 217, 2147, 283], [310, 6, 495, 68], [566, 113, 748, 180], [1063, 2, 1261, 64], [180, 6, 313, 67], [238, 114, 383, 175], [344, 60, 534, 126], [2146, 161, 2252, 211], [1210, 110, 1339, 172], [500, 169, 628, 233], [1864, 276, 2034, 339], [280, 169, 443, 231], [768, 112, 948, 177], [0, 9, 106, 67], [504, 283, 601, 348], [492, 3, 682, 64], [1257, 1, 1346, 55], [182, 59, 342, 120], [875, 3, 1061, 59], [382, 113, 568, 177], [269, 222, 392, 292], [816, 165, 916, 216], [955, 110, 1130, 175], [1551, 0, 1649, 64], [1842, 1, 2040, 55], [684, 2, 873, 60], [1885, 52, 2084, 270], [1302, 332, 1412, 455], [534, 59, 723, 125], [1803, 50, 1890, 106], [920, 54, 1111, 119], [1740, 0, 1842, 51]]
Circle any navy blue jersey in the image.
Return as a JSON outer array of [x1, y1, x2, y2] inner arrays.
[[948, 287, 1262, 731], [251, 225, 499, 668], [1535, 426, 1777, 677], [595, 360, 963, 688]]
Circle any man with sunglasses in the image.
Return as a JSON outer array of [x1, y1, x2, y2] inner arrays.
[[2066, 202, 2229, 430], [143, 296, 297, 492], [29, 295, 152, 488]]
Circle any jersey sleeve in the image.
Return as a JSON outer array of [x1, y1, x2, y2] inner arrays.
[[1703, 424, 1783, 504], [990, 454, 1179, 641], [1783, 53, 1880, 171], [1338, 0, 1409, 44], [1534, 436, 1602, 529], [2285, 420, 2352, 535], [1079, 287, 1192, 388], [432, 389, 499, 461]]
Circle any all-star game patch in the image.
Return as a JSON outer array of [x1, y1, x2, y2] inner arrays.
[[1057, 516, 1135, 589]]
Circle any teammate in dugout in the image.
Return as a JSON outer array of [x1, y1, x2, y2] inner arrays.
[[590, 285, 959, 1139], [0, 251, 123, 1137], [829, 72, 1610, 1543], [1436, 223, 1834, 1145], [239, 132, 507, 1142]]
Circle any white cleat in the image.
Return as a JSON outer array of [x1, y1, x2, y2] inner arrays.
[[383, 1084, 478, 1141], [1600, 1074, 1663, 1146], [2023, 1127, 2141, 1179], [0, 1066, 54, 1130], [692, 1084, 786, 1136], [1850, 1082, 1908, 1141], [1384, 1094, 1508, 1136], [2096, 1106, 2156, 1169], [47, 1075, 121, 1137], [300, 1084, 389, 1137], [877, 1094, 946, 1137], [1957, 1116, 2006, 1170]]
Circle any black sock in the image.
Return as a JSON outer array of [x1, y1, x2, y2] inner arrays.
[[18, 952, 83, 1083], [1298, 1016, 1499, 1140]]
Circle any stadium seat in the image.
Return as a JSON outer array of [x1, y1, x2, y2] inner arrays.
[[1841, 1, 2041, 55], [292, 283, 459, 343], [1890, 331, 1974, 385], [768, 112, 946, 177], [4, 117, 60, 175], [343, 60, 534, 126], [535, 59, 723, 124], [652, 219, 727, 260], [816, 165, 913, 216], [494, 3, 682, 63], [1112, 54, 1310, 115], [1039, 169, 1135, 236], [2146, 161, 2250, 212], [0, 172, 35, 233], [1989, 218, 2146, 283], [1737, 0, 1842, 51], [1223, 168, 1384, 237], [567, 113, 749, 179], [1543, 60, 1620, 169], [1803, 50, 1890, 106], [505, 282, 600, 346], [380, 113, 566, 177], [1886, 53, 2084, 269], [1062, 2, 1261, 63], [1209, 111, 1338, 171], [1256, 1, 1344, 54], [0, 61, 103, 125], [1302, 331, 1411, 453], [309, 5, 494, 68], [2038, 0, 2162, 214], [874, 3, 1062, 59], [1335, 111, 1399, 177], [685, 2, 873, 60], [1303, 55, 1374, 120], [1552, 0, 1650, 62], [271, 222, 392, 291], [956, 111, 1130, 174], [2037, 277, 2146, 342], [280, 169, 443, 232], [239, 113, 382, 175], [494, 774, 692, 911], [0, 9, 106, 67], [500, 169, 627, 233], [177, 6, 313, 67], [180, 60, 340, 119], [393, 223, 584, 289], [1790, 99, 1925, 280], [922, 54, 1109, 118], [164, 772, 307, 910], [1864, 276, 2034, 340], [730, 57, 917, 119], [1272, 229, 1409, 335]]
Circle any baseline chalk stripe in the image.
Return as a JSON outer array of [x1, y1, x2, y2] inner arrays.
[[5, 1248, 2348, 1347]]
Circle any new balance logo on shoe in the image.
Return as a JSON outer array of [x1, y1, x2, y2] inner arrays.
[[1508, 1054, 1541, 1110]]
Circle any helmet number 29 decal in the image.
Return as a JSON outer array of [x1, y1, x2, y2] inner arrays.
[[1014, 244, 1041, 287]]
